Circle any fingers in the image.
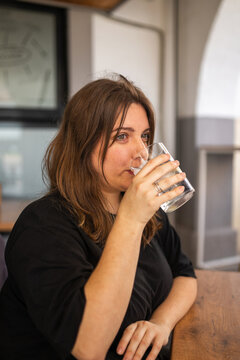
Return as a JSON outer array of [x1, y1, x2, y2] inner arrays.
[[145, 338, 164, 360], [117, 321, 165, 360], [146, 159, 181, 187], [137, 154, 170, 177], [136, 153, 187, 199], [126, 332, 162, 360], [136, 154, 183, 189], [117, 323, 138, 356], [154, 185, 185, 205], [156, 172, 186, 193], [122, 155, 185, 225]]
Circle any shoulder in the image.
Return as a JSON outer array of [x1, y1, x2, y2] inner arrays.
[[16, 192, 76, 229], [6, 193, 80, 254], [5, 193, 95, 267]]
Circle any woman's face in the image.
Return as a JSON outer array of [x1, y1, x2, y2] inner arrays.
[[91, 103, 151, 196]]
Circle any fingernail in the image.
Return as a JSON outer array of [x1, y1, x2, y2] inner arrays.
[[117, 347, 123, 355]]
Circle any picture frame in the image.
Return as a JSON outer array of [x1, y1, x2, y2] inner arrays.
[[0, 1, 68, 126]]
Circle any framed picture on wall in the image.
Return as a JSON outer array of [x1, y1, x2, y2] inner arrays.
[[0, 1, 67, 126]]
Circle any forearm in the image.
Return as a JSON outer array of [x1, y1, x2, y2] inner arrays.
[[150, 276, 197, 332], [72, 215, 144, 360]]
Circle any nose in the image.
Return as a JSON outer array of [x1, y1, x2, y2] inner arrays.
[[133, 138, 148, 159], [130, 138, 148, 169]]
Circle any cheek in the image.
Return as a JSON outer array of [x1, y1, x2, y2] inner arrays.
[[105, 148, 129, 172]]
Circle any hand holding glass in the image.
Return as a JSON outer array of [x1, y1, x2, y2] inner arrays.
[[130, 142, 195, 213]]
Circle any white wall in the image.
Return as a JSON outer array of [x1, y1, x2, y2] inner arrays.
[[112, 0, 176, 152], [112, 0, 166, 29], [67, 0, 176, 150], [91, 13, 162, 141]]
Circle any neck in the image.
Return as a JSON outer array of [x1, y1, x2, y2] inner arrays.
[[102, 191, 122, 214]]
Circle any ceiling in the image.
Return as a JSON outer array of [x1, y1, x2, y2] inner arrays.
[[47, 0, 126, 11]]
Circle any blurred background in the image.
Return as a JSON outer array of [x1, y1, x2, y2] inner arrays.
[[0, 0, 239, 270]]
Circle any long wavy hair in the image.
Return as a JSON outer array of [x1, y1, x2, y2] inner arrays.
[[43, 74, 161, 245]]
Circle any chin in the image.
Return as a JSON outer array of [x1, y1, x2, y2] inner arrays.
[[120, 181, 132, 192]]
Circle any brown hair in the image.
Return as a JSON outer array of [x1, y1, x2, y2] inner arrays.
[[43, 74, 161, 245]]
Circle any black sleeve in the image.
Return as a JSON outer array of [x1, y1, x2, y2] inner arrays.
[[157, 210, 196, 279], [6, 201, 94, 356]]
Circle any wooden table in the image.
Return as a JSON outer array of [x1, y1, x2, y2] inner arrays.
[[0, 199, 33, 233], [171, 269, 240, 360]]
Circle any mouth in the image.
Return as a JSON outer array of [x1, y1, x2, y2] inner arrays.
[[126, 169, 134, 176]]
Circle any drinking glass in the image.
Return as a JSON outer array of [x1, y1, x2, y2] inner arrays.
[[130, 142, 195, 213]]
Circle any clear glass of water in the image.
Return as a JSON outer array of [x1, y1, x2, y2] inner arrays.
[[130, 142, 195, 213]]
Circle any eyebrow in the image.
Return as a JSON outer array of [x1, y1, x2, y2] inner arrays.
[[112, 127, 151, 133]]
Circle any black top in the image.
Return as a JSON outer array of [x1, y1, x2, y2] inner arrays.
[[0, 193, 196, 360]]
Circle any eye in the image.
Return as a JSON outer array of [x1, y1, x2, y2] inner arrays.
[[141, 132, 150, 143], [116, 133, 128, 141]]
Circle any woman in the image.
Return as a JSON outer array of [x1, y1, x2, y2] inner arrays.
[[0, 74, 197, 360]]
